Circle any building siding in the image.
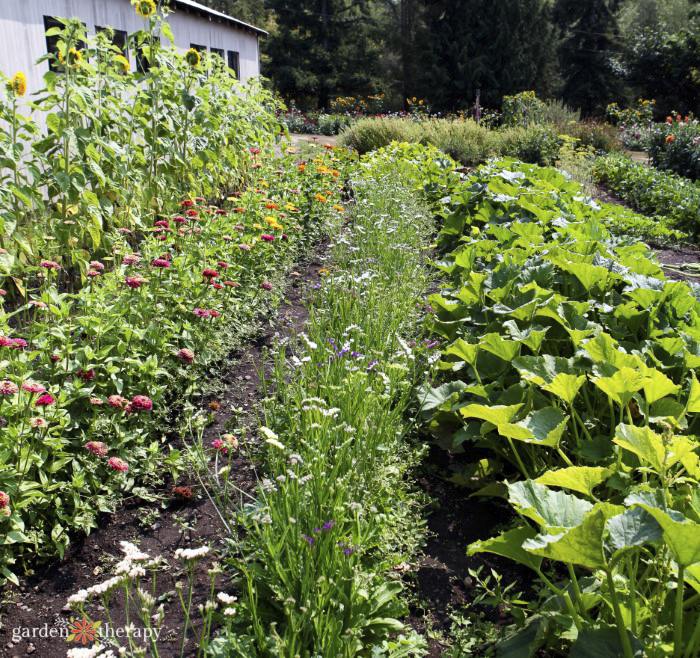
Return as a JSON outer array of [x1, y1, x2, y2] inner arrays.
[[0, 0, 261, 97]]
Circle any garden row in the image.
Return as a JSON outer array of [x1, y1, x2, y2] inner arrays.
[[594, 154, 700, 236], [0, 8, 279, 292], [0, 136, 349, 588], [66, 145, 438, 656], [383, 143, 700, 656]]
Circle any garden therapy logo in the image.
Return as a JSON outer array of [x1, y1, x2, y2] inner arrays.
[[67, 617, 101, 644]]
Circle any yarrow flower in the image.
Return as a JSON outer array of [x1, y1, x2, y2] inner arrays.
[[85, 441, 109, 457], [108, 457, 129, 472], [175, 546, 210, 561]]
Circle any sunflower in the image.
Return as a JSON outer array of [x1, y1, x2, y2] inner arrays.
[[10, 72, 26, 97], [185, 48, 201, 67], [67, 48, 83, 66], [135, 0, 156, 18], [115, 55, 131, 72]]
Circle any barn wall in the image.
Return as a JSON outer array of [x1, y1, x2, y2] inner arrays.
[[0, 0, 261, 98]]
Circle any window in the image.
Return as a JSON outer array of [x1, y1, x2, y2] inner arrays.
[[136, 37, 160, 74], [211, 47, 224, 61], [44, 16, 86, 72], [190, 43, 207, 53], [227, 50, 240, 80]]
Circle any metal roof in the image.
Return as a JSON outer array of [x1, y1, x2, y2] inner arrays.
[[171, 0, 268, 36]]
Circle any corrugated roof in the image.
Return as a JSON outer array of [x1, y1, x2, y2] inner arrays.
[[172, 0, 268, 36]]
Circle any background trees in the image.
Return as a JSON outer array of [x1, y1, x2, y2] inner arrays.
[[197, 0, 700, 116]]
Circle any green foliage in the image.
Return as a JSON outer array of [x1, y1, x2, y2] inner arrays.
[[647, 115, 700, 180], [392, 145, 700, 656], [594, 153, 700, 233]]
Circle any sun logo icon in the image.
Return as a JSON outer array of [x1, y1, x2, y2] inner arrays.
[[67, 617, 102, 644]]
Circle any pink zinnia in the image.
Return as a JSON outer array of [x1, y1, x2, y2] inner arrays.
[[195, 196, 205, 202], [0, 289, 6, 296], [86, 441, 108, 457], [261, 234, 274, 242], [173, 216, 187, 224], [239, 244, 251, 251], [250, 147, 261, 155], [12, 338, 27, 349], [89, 261, 105, 271], [35, 393, 55, 406], [215, 209, 226, 215], [178, 348, 195, 363], [181, 200, 195, 207], [22, 381, 46, 395], [152, 258, 171, 269], [224, 281, 239, 288], [77, 369, 96, 382], [217, 261, 229, 268], [40, 260, 60, 270], [212, 283, 223, 290], [0, 380, 19, 396], [155, 220, 169, 228], [0, 336, 14, 347], [90, 396, 104, 405], [118, 228, 132, 234], [122, 254, 140, 265], [29, 417, 48, 429], [261, 281, 273, 290], [108, 457, 129, 472], [234, 225, 244, 231], [125, 276, 143, 289], [108, 395, 127, 409], [131, 395, 153, 412], [87, 269, 100, 278], [194, 308, 210, 318], [0, 491, 9, 509]]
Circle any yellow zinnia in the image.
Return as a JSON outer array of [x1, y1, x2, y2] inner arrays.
[[10, 72, 26, 97], [135, 0, 156, 18]]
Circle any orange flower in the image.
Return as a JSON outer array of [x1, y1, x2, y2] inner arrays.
[[315, 194, 327, 203], [265, 203, 279, 210], [666, 135, 675, 143], [333, 205, 344, 212], [297, 165, 305, 173], [331, 170, 340, 177], [323, 144, 334, 150]]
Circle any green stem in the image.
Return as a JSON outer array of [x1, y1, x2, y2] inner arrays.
[[675, 565, 686, 658], [605, 567, 635, 658]]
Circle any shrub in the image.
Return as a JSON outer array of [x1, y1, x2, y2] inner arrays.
[[647, 115, 700, 180]]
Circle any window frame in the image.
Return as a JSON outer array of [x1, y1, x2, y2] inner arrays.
[[227, 50, 240, 80]]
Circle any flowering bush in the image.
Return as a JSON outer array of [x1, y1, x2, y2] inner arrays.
[[647, 114, 700, 180]]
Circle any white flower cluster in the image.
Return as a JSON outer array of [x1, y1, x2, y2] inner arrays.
[[67, 645, 116, 658], [174, 546, 210, 562], [217, 592, 237, 605]]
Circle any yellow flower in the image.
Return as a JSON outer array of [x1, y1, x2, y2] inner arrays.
[[135, 0, 156, 18], [333, 205, 344, 212], [315, 194, 327, 203], [115, 55, 130, 72], [263, 216, 276, 225], [10, 72, 26, 97], [259, 181, 269, 187], [68, 48, 83, 66], [253, 223, 262, 229], [185, 48, 201, 67]]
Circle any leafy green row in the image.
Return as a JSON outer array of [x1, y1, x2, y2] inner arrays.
[[400, 147, 700, 656], [594, 153, 700, 235]]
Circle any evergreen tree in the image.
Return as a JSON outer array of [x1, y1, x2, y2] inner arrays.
[[417, 0, 555, 111], [263, 0, 384, 108], [554, 0, 623, 116]]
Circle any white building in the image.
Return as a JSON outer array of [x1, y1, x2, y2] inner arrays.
[[0, 0, 267, 96]]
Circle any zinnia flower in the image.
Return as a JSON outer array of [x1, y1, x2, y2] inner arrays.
[[155, 220, 169, 228], [131, 395, 153, 412], [125, 276, 144, 288], [173, 216, 187, 224], [186, 209, 199, 217], [217, 261, 229, 268], [35, 393, 55, 407], [90, 396, 104, 405], [194, 308, 210, 317], [12, 338, 27, 349], [77, 368, 96, 382], [0, 381, 19, 396], [89, 261, 105, 271], [261, 234, 274, 242], [181, 200, 195, 207], [261, 281, 272, 290], [177, 348, 195, 363], [250, 148, 261, 155], [202, 268, 219, 279], [29, 417, 48, 429], [666, 135, 675, 143], [86, 441, 109, 457], [108, 395, 127, 409], [239, 243, 251, 251], [22, 381, 46, 395], [122, 254, 140, 265], [0, 491, 9, 509], [224, 281, 239, 288], [87, 269, 100, 278], [40, 260, 60, 270], [315, 194, 327, 203], [108, 457, 129, 472], [152, 258, 171, 268]]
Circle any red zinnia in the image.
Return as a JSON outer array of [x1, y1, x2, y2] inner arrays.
[[131, 395, 153, 412], [85, 441, 108, 457], [35, 393, 55, 406], [108, 457, 129, 472], [0, 492, 9, 509], [224, 281, 239, 288], [77, 369, 96, 382], [181, 200, 195, 207], [212, 283, 224, 290], [217, 261, 229, 268], [186, 210, 199, 217], [203, 268, 219, 279]]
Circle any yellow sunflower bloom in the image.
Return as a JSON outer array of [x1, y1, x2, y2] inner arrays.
[[10, 72, 26, 97], [115, 55, 131, 72], [135, 0, 156, 18], [68, 48, 83, 66], [185, 48, 201, 67]]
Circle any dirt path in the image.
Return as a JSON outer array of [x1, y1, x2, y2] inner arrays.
[[0, 245, 330, 658]]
